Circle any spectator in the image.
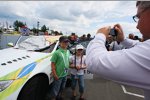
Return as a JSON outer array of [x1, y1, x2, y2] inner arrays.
[[50, 36, 70, 100], [134, 35, 140, 40], [86, 1, 150, 100], [70, 44, 86, 100], [86, 33, 92, 41], [80, 34, 87, 42], [69, 33, 78, 44], [109, 41, 125, 51], [128, 33, 134, 39], [105, 35, 113, 51]]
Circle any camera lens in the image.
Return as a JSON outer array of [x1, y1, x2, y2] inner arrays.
[[109, 28, 117, 36]]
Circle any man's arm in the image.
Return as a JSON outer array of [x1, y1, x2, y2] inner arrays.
[[86, 33, 150, 89], [120, 38, 139, 48]]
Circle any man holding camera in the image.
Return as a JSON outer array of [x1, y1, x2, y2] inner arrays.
[[86, 1, 150, 100]]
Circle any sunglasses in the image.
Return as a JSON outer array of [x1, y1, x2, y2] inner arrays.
[[77, 49, 83, 51]]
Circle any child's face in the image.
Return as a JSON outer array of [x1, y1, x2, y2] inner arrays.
[[60, 41, 69, 49], [77, 49, 83, 55]]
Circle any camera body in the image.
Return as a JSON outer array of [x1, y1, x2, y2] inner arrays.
[[109, 28, 118, 36]]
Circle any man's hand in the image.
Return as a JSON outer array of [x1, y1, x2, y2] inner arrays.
[[114, 24, 125, 42], [96, 26, 111, 37]]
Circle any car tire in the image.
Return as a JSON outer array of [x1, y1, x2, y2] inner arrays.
[[17, 75, 49, 100]]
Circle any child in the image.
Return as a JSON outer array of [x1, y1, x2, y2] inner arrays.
[[70, 44, 86, 100], [50, 36, 70, 100]]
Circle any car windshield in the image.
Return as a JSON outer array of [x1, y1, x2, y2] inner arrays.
[[15, 35, 60, 51]]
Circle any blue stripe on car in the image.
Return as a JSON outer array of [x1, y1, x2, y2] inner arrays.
[[17, 62, 37, 78]]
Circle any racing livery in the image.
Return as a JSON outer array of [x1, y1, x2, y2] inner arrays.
[[0, 35, 60, 100]]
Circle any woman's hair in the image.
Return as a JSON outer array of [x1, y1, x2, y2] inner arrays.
[[136, 1, 150, 9]]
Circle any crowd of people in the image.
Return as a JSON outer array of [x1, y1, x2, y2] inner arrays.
[[68, 33, 93, 45], [128, 33, 144, 42], [105, 32, 143, 51]]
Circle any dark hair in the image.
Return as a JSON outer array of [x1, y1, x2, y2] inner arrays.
[[59, 36, 69, 42], [134, 36, 139, 40], [136, 1, 150, 9]]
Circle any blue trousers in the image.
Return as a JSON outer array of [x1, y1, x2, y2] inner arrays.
[[71, 74, 84, 93], [50, 76, 67, 98]]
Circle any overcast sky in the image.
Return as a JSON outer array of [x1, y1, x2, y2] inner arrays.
[[0, 1, 142, 37]]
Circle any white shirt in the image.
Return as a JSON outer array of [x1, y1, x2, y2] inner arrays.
[[86, 34, 150, 100], [109, 41, 125, 50], [70, 55, 86, 75]]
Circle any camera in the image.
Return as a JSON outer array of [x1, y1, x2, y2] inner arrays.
[[109, 28, 118, 36]]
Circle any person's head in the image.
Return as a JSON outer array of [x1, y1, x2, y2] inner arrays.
[[59, 36, 70, 49], [71, 33, 75, 36], [134, 35, 139, 40], [128, 33, 134, 39], [87, 34, 91, 38], [83, 34, 86, 37], [135, 1, 150, 40], [76, 44, 84, 55]]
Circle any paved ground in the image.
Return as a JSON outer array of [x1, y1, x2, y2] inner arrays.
[[46, 75, 144, 100]]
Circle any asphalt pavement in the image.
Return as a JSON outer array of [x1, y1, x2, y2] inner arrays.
[[46, 75, 144, 100]]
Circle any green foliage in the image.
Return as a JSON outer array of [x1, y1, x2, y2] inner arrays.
[[50, 30, 63, 35], [31, 27, 37, 33], [41, 25, 47, 32], [13, 20, 25, 31]]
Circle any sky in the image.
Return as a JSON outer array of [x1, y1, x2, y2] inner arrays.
[[0, 1, 142, 37]]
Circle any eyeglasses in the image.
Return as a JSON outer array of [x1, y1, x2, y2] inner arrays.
[[133, 15, 139, 23], [133, 8, 149, 23]]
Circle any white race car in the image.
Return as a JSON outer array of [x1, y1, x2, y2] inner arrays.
[[0, 35, 61, 100]]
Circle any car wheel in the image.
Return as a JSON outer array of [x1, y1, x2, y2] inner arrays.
[[17, 75, 49, 100]]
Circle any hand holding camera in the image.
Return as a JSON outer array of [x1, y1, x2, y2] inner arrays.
[[97, 24, 125, 42], [114, 24, 125, 42]]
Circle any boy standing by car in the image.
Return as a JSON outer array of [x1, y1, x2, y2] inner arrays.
[[50, 36, 70, 100]]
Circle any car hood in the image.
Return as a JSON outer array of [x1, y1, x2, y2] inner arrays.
[[0, 48, 51, 80]]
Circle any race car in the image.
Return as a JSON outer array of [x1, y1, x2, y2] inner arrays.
[[0, 35, 61, 100]]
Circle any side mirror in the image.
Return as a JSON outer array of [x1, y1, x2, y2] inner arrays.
[[7, 42, 14, 47]]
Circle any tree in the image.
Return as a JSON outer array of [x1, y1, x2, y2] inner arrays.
[[31, 27, 37, 34], [50, 30, 54, 34], [59, 31, 63, 35], [54, 31, 59, 35], [41, 25, 47, 32], [13, 20, 25, 31]]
